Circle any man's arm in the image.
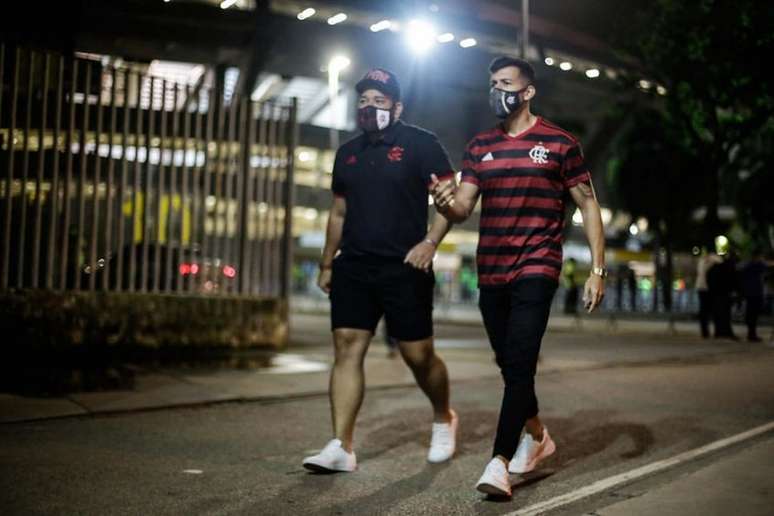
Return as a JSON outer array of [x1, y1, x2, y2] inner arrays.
[[404, 210, 452, 271], [569, 180, 606, 312], [429, 174, 480, 223], [318, 196, 346, 293]]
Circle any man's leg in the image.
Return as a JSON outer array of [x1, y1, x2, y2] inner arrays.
[[523, 390, 545, 441], [330, 328, 372, 452], [398, 338, 451, 423], [485, 279, 556, 465], [381, 263, 457, 463], [326, 258, 383, 452], [383, 264, 452, 423]]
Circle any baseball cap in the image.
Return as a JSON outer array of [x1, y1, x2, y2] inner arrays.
[[355, 68, 401, 101]]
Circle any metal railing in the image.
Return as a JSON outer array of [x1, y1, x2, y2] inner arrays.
[[0, 45, 297, 297]]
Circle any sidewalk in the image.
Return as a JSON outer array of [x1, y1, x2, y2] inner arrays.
[[293, 295, 773, 337], [2, 324, 769, 424], [594, 435, 774, 516]]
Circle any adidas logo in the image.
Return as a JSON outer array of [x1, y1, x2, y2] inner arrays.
[[482, 152, 494, 162]]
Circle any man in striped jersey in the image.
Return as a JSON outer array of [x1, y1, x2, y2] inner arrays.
[[430, 56, 606, 497]]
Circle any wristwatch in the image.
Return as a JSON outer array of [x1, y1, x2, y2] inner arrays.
[[591, 266, 608, 278]]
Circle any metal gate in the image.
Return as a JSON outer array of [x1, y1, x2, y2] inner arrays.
[[0, 45, 297, 298]]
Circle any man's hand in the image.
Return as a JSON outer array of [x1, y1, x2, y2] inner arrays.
[[430, 173, 457, 210], [583, 274, 605, 313], [404, 240, 436, 272], [318, 267, 332, 294]]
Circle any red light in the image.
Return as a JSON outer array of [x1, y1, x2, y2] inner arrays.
[[223, 265, 236, 278], [179, 263, 191, 275]]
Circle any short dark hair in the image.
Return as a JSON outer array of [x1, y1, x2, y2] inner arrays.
[[489, 56, 535, 83]]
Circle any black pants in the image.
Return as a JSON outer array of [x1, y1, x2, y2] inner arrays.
[[698, 290, 712, 338], [746, 296, 763, 339], [713, 293, 735, 338], [479, 277, 557, 461]]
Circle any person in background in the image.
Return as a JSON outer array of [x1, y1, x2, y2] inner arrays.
[[695, 246, 722, 338], [740, 249, 767, 342], [707, 250, 738, 340]]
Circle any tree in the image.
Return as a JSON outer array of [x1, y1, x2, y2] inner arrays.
[[618, 0, 774, 248], [606, 105, 705, 310]]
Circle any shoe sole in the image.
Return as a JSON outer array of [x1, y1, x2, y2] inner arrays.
[[510, 438, 556, 474], [476, 482, 511, 497], [302, 462, 354, 474]]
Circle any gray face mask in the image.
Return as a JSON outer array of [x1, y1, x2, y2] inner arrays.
[[489, 86, 530, 119]]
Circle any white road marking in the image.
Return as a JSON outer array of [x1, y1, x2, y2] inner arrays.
[[507, 420, 774, 516], [182, 469, 203, 474]]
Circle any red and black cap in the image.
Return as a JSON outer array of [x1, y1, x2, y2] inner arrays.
[[355, 68, 401, 101]]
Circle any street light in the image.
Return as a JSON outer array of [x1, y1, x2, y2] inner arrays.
[[559, 61, 573, 71], [437, 33, 454, 43], [297, 8, 316, 20], [405, 19, 436, 55], [327, 13, 347, 25], [459, 38, 477, 48], [370, 20, 392, 32], [585, 68, 600, 78]]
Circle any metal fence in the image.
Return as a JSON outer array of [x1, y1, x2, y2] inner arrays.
[[0, 45, 297, 297]]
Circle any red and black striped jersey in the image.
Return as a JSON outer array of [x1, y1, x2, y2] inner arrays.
[[461, 117, 591, 287]]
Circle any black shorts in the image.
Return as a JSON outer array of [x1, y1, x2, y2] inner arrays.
[[330, 255, 435, 341]]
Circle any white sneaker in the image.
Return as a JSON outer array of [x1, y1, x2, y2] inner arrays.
[[509, 427, 556, 474], [427, 409, 458, 463], [476, 458, 512, 496], [302, 439, 357, 473]]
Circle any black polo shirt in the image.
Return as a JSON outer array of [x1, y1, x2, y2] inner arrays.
[[332, 120, 454, 260]]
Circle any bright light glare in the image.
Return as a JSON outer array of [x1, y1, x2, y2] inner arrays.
[[629, 223, 639, 236], [370, 20, 391, 32], [405, 20, 437, 54], [544, 57, 555, 66], [220, 0, 237, 9], [297, 8, 315, 20], [437, 32, 454, 43], [600, 207, 613, 225], [585, 68, 600, 78], [572, 208, 583, 226], [327, 13, 347, 25], [328, 55, 351, 73], [559, 61, 572, 71], [459, 38, 477, 48]]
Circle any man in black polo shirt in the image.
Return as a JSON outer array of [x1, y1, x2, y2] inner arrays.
[[302, 68, 458, 473]]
